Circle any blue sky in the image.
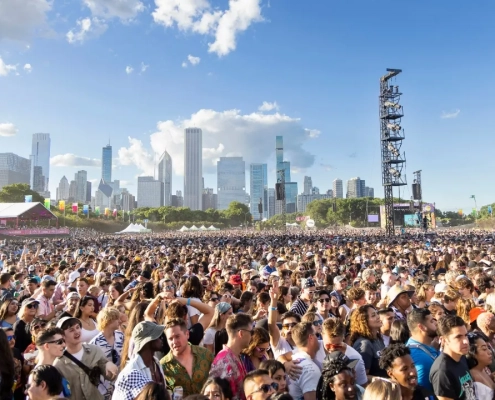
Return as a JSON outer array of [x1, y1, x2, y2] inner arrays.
[[1, 0, 494, 212]]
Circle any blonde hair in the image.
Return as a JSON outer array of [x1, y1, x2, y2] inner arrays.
[[96, 307, 121, 331], [363, 378, 402, 400]]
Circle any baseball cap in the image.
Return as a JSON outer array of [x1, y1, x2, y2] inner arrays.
[[266, 253, 276, 261], [306, 252, 314, 258], [229, 275, 242, 285], [21, 298, 39, 307], [470, 307, 486, 324], [304, 278, 316, 288], [132, 322, 165, 353], [140, 271, 151, 280], [56, 316, 81, 330], [276, 258, 286, 263], [333, 276, 347, 284], [68, 271, 80, 284], [66, 292, 81, 301], [111, 273, 125, 280], [28, 265, 35, 272]]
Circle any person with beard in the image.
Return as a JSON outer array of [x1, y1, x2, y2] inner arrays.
[[405, 309, 440, 392], [430, 315, 476, 400], [379, 344, 434, 400]]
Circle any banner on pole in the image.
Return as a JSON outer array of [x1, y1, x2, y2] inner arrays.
[[83, 205, 89, 215], [59, 200, 65, 211], [44, 199, 51, 209], [25, 195, 32, 203], [112, 209, 117, 217], [104, 208, 110, 216], [72, 203, 78, 213], [95, 206, 100, 216]]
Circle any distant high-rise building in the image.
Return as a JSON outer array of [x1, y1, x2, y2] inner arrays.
[[184, 128, 202, 210], [346, 177, 366, 198], [0, 153, 30, 191], [311, 187, 320, 195], [202, 188, 218, 210], [250, 164, 268, 220], [69, 180, 77, 202], [333, 179, 343, 199], [86, 181, 92, 202], [217, 157, 246, 210], [137, 176, 163, 208], [74, 171, 87, 203], [268, 188, 275, 219], [275, 136, 297, 214], [326, 189, 334, 197], [297, 193, 333, 213], [364, 187, 375, 198], [95, 178, 114, 210], [56, 176, 69, 201], [32, 166, 45, 192], [303, 176, 312, 195], [102, 144, 112, 183], [158, 151, 173, 206], [171, 190, 184, 207], [30, 133, 50, 192]]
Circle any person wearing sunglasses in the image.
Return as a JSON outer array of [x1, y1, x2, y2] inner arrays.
[[243, 370, 278, 400], [13, 298, 40, 353], [35, 327, 66, 367], [240, 327, 271, 372], [315, 290, 332, 320], [302, 312, 323, 340], [259, 360, 288, 393]]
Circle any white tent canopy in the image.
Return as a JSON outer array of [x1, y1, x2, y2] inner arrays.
[[199, 225, 207, 231], [116, 223, 151, 234], [208, 225, 220, 231], [189, 225, 199, 231], [179, 226, 189, 232]]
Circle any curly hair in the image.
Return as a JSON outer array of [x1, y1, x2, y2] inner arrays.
[[347, 287, 365, 303], [379, 343, 410, 371], [456, 298, 475, 326], [349, 305, 377, 345], [242, 327, 270, 357], [316, 358, 352, 400]]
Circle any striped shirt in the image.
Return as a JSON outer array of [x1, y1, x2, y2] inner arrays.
[[289, 297, 309, 316]]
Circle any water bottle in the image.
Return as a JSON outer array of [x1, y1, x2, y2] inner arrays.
[[173, 386, 183, 400]]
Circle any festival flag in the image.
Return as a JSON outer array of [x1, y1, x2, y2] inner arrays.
[[44, 199, 51, 209], [104, 208, 110, 216], [59, 200, 65, 211], [95, 206, 100, 216], [82, 205, 89, 215], [458, 209, 463, 216], [72, 203, 78, 213], [25, 195, 32, 203], [472, 208, 477, 217], [112, 209, 117, 217], [488, 206, 493, 215]]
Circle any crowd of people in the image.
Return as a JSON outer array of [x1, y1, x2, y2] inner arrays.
[[0, 229, 494, 400]]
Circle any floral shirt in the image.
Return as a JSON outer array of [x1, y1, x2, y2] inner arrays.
[[161, 344, 213, 397], [209, 345, 247, 400]]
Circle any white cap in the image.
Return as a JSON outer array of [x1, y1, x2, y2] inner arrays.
[[266, 253, 276, 261], [434, 282, 447, 293], [306, 252, 314, 257], [68, 270, 80, 284]]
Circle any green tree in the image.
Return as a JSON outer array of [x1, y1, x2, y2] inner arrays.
[[223, 201, 251, 226], [0, 183, 45, 203]]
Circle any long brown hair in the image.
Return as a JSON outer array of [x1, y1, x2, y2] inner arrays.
[[242, 327, 270, 357], [120, 301, 150, 369], [349, 304, 378, 345]]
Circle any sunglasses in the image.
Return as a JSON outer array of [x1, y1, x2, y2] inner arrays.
[[32, 322, 48, 331], [7, 335, 15, 341], [210, 298, 219, 302], [164, 285, 175, 290], [43, 338, 65, 345], [318, 298, 330, 303], [282, 322, 297, 329], [312, 320, 323, 327], [250, 383, 279, 395], [255, 346, 271, 352], [26, 303, 39, 309], [326, 342, 345, 350]]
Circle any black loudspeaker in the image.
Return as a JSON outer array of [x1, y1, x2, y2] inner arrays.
[[275, 183, 285, 200], [412, 183, 422, 200]]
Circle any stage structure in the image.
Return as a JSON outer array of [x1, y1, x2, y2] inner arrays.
[[379, 69, 407, 236]]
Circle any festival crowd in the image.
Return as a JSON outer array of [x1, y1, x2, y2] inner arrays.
[[0, 229, 494, 400]]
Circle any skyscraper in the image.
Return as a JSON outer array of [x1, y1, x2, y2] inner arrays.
[[74, 170, 87, 203], [0, 153, 30, 190], [275, 136, 297, 214], [30, 133, 50, 192], [346, 177, 366, 198], [56, 176, 69, 201], [250, 164, 268, 220], [303, 176, 312, 195], [86, 181, 92, 202], [217, 157, 246, 210], [202, 188, 218, 210], [268, 188, 275, 219], [184, 128, 202, 211], [137, 176, 163, 208], [102, 144, 112, 183], [333, 179, 343, 199], [158, 151, 173, 206]]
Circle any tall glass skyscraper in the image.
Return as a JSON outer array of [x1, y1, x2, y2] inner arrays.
[[31, 133, 50, 192], [217, 157, 246, 210], [275, 136, 297, 214], [102, 144, 112, 183], [184, 128, 202, 210], [249, 163, 267, 220], [158, 150, 173, 206]]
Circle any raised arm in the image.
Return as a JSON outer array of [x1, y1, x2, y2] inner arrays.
[[268, 281, 281, 347]]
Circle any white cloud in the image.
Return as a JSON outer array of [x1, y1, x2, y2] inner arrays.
[[0, 57, 17, 76], [50, 154, 101, 167], [258, 101, 279, 112], [152, 0, 263, 57], [83, 0, 145, 21], [0, 123, 18, 137], [118, 106, 317, 177], [126, 65, 134, 74], [305, 128, 320, 138], [140, 62, 149, 73], [187, 55, 201, 65], [66, 17, 108, 44], [441, 109, 460, 119], [23, 64, 32, 73], [0, 0, 52, 42]]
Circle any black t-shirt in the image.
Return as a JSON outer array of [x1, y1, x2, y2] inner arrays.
[[161, 323, 204, 354], [352, 336, 387, 377], [13, 319, 31, 354], [412, 386, 435, 400], [430, 352, 476, 400]]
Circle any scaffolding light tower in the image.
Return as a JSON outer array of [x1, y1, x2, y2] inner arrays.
[[380, 68, 407, 236]]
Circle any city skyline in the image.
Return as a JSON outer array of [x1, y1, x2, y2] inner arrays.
[[2, 1, 494, 211]]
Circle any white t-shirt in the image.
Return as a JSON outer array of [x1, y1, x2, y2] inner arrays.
[[186, 298, 201, 329], [203, 327, 216, 346], [272, 335, 296, 360], [288, 351, 320, 400]]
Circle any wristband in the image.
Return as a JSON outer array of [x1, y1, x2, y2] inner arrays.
[[187, 298, 191, 306], [270, 306, 277, 311]]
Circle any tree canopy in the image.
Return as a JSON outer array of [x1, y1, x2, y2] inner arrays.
[[0, 184, 45, 203]]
